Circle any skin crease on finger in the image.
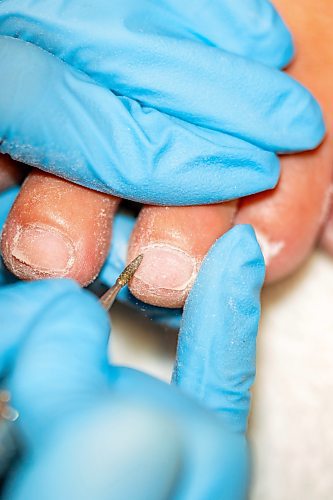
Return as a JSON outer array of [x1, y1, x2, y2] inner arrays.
[[1, 170, 119, 286], [128, 0, 333, 305]]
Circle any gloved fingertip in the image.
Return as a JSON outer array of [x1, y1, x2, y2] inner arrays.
[[299, 94, 326, 151], [277, 78, 326, 153], [174, 225, 264, 430], [255, 5, 294, 69], [184, 224, 265, 309], [265, 28, 294, 70]]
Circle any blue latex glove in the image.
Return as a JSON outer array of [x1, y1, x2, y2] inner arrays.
[[0, 0, 325, 205], [0, 225, 264, 499]]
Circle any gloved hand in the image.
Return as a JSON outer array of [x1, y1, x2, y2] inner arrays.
[[0, 225, 264, 499], [0, 0, 324, 205]]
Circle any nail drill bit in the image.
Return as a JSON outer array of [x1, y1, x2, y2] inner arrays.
[[100, 254, 143, 311]]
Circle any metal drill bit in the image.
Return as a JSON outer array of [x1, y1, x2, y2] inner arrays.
[[100, 254, 143, 311]]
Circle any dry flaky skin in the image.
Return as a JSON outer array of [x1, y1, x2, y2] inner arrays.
[[1, 170, 119, 286], [100, 254, 143, 311], [127, 203, 236, 308], [1, 0, 333, 309]]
